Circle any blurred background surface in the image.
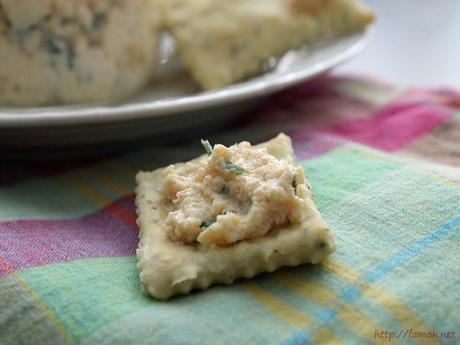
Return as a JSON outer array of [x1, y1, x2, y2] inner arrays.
[[337, 0, 460, 86]]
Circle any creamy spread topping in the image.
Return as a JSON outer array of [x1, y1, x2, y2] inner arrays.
[[162, 140, 312, 246]]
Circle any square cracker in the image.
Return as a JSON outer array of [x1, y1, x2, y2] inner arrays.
[[135, 134, 335, 300], [160, 0, 374, 90]]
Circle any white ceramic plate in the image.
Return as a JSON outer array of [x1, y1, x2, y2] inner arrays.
[[0, 30, 369, 148]]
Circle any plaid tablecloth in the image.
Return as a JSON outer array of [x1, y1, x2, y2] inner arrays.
[[1, 76, 459, 345]]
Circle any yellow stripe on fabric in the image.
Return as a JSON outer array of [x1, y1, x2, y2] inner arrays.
[[241, 282, 343, 344], [334, 77, 403, 107], [56, 175, 109, 209], [79, 170, 131, 196], [314, 326, 344, 345], [102, 160, 138, 181], [324, 261, 441, 345], [242, 282, 312, 329], [274, 272, 385, 345], [54, 160, 136, 210], [12, 272, 73, 344]]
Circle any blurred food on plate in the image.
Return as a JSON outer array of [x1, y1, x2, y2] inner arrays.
[[0, 0, 373, 107]]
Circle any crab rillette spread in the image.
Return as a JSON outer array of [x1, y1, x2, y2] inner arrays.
[[164, 139, 311, 246], [135, 133, 335, 300]]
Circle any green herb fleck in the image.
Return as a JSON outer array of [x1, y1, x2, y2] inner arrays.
[[318, 241, 327, 249], [200, 219, 215, 228], [230, 45, 240, 57], [66, 42, 75, 70], [201, 139, 213, 156], [292, 174, 297, 194], [224, 161, 245, 175], [92, 13, 106, 30], [219, 183, 230, 194], [44, 35, 62, 55], [242, 199, 252, 214], [14, 23, 39, 41], [60, 17, 74, 26]]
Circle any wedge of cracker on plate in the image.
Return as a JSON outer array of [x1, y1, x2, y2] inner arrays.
[[135, 134, 335, 300], [160, 0, 374, 90]]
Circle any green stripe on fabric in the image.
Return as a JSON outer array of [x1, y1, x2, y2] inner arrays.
[[321, 166, 460, 272], [302, 145, 401, 210], [19, 257, 143, 343], [0, 275, 68, 345], [0, 147, 202, 222], [453, 112, 460, 122], [0, 177, 99, 221], [81, 285, 297, 345], [19, 257, 299, 344]]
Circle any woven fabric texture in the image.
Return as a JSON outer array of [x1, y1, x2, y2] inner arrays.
[[1, 76, 459, 345]]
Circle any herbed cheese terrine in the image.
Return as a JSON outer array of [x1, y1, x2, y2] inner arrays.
[[0, 0, 159, 106]]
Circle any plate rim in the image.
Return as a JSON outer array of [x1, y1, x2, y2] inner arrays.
[[0, 29, 370, 128]]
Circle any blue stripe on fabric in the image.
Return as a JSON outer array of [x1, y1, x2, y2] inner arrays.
[[315, 309, 337, 326], [283, 213, 460, 345], [363, 214, 460, 283], [338, 286, 361, 304], [268, 214, 460, 345], [256, 277, 341, 333], [337, 214, 460, 305], [281, 330, 312, 345]]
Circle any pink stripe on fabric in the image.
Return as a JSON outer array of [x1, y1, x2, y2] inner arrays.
[[250, 76, 377, 129], [291, 130, 347, 160], [0, 256, 15, 276], [321, 101, 453, 151], [0, 195, 137, 276], [403, 88, 460, 111]]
